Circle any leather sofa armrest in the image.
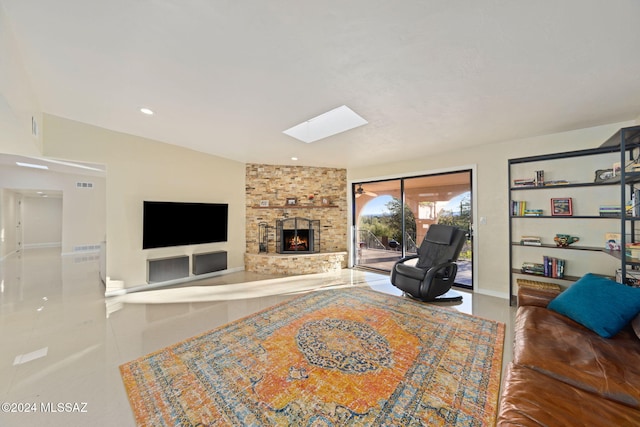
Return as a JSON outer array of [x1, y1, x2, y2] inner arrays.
[[518, 286, 562, 308]]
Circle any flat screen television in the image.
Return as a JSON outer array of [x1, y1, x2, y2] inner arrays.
[[143, 201, 228, 249]]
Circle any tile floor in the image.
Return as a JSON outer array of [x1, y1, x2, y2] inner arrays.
[[0, 248, 515, 426]]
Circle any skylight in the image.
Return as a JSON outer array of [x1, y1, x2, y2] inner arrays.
[[283, 105, 368, 143]]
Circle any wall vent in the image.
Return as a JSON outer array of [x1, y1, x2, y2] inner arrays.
[[73, 254, 100, 263], [76, 182, 94, 189], [73, 244, 101, 252]]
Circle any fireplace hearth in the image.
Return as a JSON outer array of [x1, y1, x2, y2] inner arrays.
[[276, 217, 320, 254]]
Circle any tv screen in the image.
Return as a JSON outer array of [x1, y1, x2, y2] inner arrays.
[[143, 201, 228, 249]]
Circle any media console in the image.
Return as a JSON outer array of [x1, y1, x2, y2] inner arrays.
[[147, 251, 228, 283]]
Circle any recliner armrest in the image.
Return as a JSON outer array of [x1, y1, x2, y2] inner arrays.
[[423, 261, 457, 284], [394, 263, 428, 281]]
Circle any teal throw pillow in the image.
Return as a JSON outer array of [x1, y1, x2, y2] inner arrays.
[[547, 273, 640, 338]]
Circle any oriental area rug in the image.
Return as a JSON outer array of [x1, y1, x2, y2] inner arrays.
[[120, 287, 505, 426]]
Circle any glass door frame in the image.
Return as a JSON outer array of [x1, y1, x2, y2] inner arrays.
[[349, 166, 477, 290]]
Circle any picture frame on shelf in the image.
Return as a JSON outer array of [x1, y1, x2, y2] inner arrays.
[[551, 197, 573, 216], [321, 196, 330, 205], [286, 197, 297, 206], [259, 200, 269, 207]]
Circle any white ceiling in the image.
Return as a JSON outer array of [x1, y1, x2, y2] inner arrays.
[[2, 1, 640, 168]]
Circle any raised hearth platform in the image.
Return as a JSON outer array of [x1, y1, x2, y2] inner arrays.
[[245, 252, 348, 275]]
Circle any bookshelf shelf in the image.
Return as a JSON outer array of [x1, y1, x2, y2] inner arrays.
[[511, 242, 609, 252], [510, 268, 614, 282], [510, 268, 582, 282]]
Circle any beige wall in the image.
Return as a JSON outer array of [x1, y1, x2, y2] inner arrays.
[[22, 196, 62, 248], [0, 189, 18, 258], [0, 5, 41, 157], [349, 121, 637, 298], [42, 114, 246, 288]]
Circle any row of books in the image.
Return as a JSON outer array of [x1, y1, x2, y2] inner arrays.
[[520, 236, 542, 246], [511, 200, 527, 216], [629, 188, 640, 217], [625, 242, 640, 259], [544, 180, 570, 186], [513, 171, 546, 188], [521, 256, 565, 278], [511, 201, 543, 216], [513, 178, 536, 187], [599, 205, 621, 217]]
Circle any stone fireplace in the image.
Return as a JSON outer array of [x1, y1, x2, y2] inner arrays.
[[245, 164, 348, 275], [276, 217, 320, 254]]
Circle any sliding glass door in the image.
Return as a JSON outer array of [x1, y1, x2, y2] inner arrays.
[[353, 170, 473, 289], [353, 179, 403, 271]]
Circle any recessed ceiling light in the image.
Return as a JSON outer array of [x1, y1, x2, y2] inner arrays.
[[291, 157, 298, 161], [16, 162, 48, 170], [283, 105, 368, 143], [140, 107, 154, 115]]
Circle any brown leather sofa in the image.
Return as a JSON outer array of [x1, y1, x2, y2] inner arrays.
[[498, 286, 640, 426]]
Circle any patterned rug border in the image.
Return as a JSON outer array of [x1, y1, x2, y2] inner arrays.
[[120, 286, 505, 426]]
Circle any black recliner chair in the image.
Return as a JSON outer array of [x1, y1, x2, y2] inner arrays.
[[390, 224, 466, 302]]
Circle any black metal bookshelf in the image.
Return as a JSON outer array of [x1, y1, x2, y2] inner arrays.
[[508, 125, 640, 305]]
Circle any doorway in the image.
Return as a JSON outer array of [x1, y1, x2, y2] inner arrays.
[[352, 170, 473, 289]]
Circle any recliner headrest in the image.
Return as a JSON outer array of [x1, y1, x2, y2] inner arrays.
[[424, 225, 456, 245]]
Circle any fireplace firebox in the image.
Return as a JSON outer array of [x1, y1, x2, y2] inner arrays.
[[276, 217, 320, 254]]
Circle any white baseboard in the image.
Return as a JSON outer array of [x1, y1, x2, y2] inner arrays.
[[474, 288, 510, 300], [61, 250, 100, 257], [23, 242, 61, 250]]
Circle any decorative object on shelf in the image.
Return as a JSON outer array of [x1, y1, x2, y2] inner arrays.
[[594, 169, 614, 183], [321, 196, 330, 205], [616, 268, 640, 287], [259, 200, 269, 207], [535, 170, 545, 187], [286, 197, 297, 206], [516, 278, 562, 292], [307, 194, 315, 202], [551, 197, 573, 216], [613, 162, 622, 176], [554, 234, 579, 247], [605, 232, 622, 250]]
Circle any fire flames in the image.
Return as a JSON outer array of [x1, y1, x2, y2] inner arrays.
[[287, 235, 308, 251]]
